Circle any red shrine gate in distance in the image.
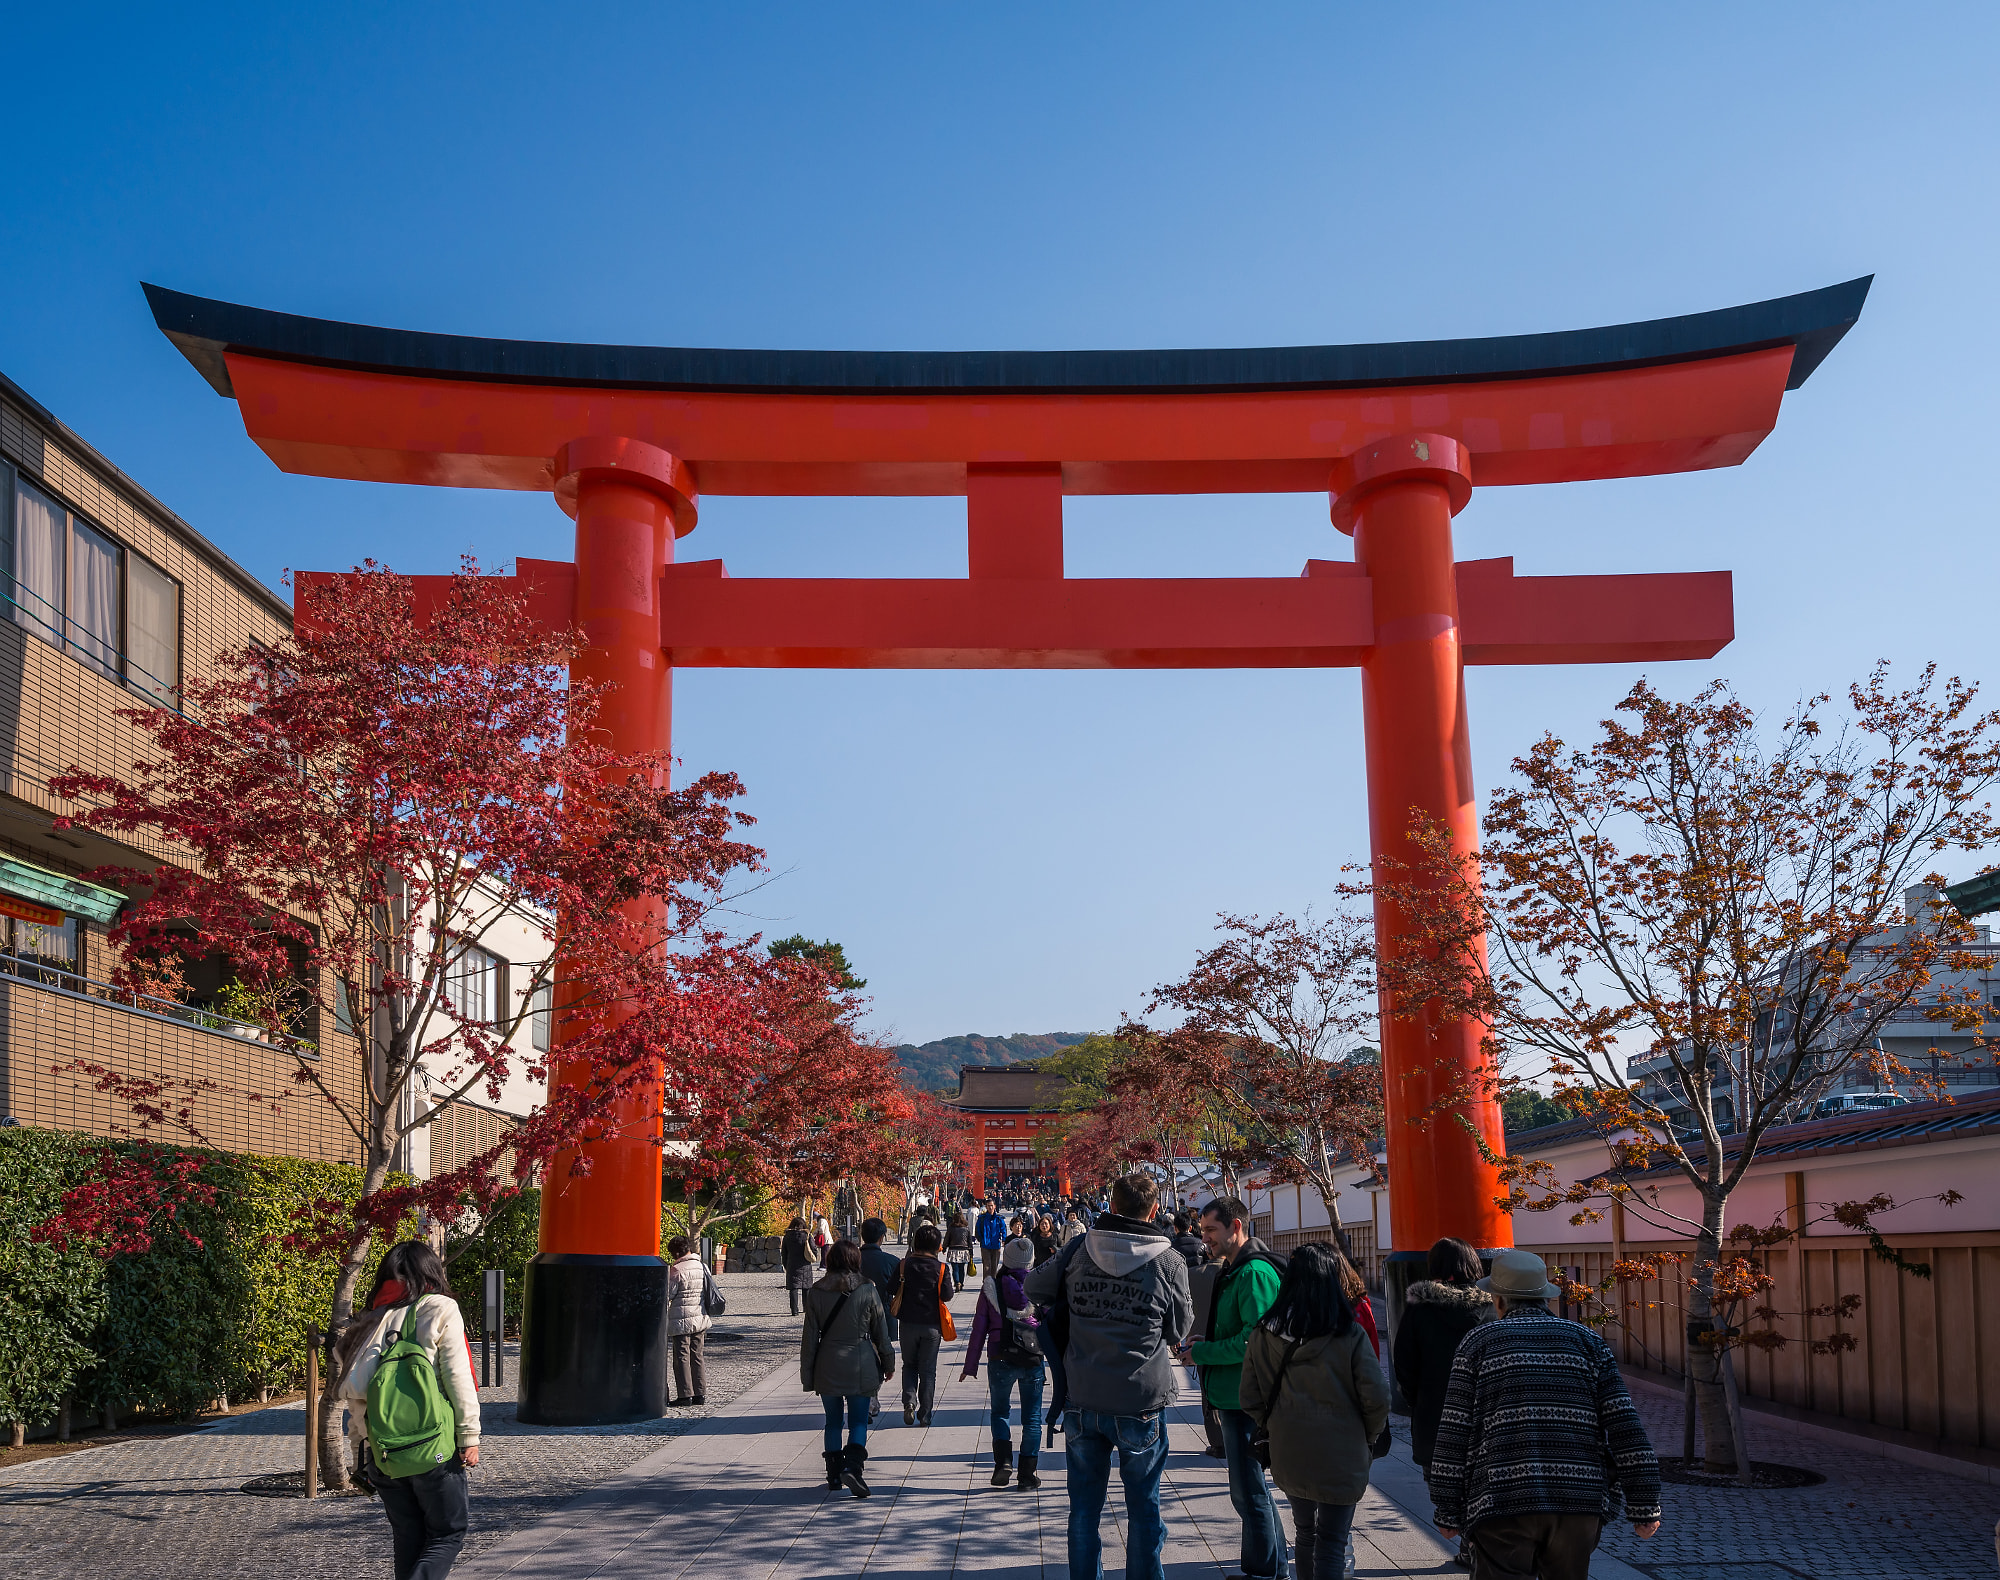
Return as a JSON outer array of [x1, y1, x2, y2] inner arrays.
[[147, 277, 1870, 1424], [944, 1064, 1077, 1200]]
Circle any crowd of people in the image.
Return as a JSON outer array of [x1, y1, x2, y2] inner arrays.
[[793, 1174, 1662, 1580], [325, 1173, 1663, 1580]]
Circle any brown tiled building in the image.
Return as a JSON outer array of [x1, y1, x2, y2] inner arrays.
[[0, 370, 365, 1163]]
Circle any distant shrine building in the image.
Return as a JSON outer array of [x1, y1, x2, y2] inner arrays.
[[944, 1065, 1072, 1199]]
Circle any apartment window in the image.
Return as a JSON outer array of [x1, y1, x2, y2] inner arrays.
[[8, 915, 78, 971], [334, 977, 359, 1038], [530, 982, 552, 1052], [3, 469, 182, 704], [444, 942, 501, 1023]]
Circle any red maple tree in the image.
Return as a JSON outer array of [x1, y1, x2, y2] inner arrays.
[[30, 1145, 217, 1259], [1132, 912, 1384, 1229], [1372, 666, 2000, 1477], [891, 1089, 978, 1219], [48, 562, 764, 1483], [657, 943, 914, 1231]]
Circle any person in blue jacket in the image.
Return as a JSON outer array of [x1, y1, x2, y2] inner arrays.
[[975, 1198, 1008, 1279]]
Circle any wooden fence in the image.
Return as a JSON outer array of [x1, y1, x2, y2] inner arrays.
[[1267, 1223, 1384, 1291], [1519, 1231, 2000, 1453]]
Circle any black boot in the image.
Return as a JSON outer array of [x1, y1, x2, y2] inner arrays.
[[841, 1444, 871, 1498], [1016, 1451, 1040, 1489], [822, 1450, 843, 1489], [989, 1439, 1013, 1487]]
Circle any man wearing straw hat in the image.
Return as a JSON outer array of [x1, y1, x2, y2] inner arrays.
[[1427, 1249, 1662, 1580]]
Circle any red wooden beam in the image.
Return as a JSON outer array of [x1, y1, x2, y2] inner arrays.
[[318, 557, 1730, 672]]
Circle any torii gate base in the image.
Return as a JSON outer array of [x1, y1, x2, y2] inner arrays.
[[149, 277, 1868, 1424]]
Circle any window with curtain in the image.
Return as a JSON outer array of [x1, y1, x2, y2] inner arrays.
[[13, 477, 65, 645], [530, 981, 552, 1051], [7, 915, 79, 986], [444, 942, 500, 1023], [126, 553, 180, 704], [2, 471, 182, 703], [69, 520, 121, 678]]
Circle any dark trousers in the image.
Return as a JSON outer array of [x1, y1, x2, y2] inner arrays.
[[1468, 1513, 1603, 1580], [1285, 1495, 1356, 1580], [1217, 1406, 1287, 1578], [901, 1324, 941, 1420], [670, 1331, 706, 1399], [376, 1459, 469, 1580]]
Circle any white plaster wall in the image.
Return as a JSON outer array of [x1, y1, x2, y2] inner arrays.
[[1243, 1121, 2000, 1251], [404, 881, 555, 1177]]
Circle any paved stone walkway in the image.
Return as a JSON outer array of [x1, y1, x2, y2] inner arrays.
[[451, 1310, 1639, 1580], [0, 1272, 801, 1580], [1598, 1376, 1998, 1580], [5, 1269, 1995, 1577]]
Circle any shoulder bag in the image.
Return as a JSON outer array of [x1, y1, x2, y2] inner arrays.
[[937, 1263, 957, 1340]]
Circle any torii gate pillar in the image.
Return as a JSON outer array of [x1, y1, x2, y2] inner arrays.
[[517, 438, 694, 1426], [1341, 434, 1510, 1262]]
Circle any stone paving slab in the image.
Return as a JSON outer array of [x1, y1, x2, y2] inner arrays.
[[7, 1266, 1995, 1578], [452, 1304, 1634, 1580], [0, 1271, 803, 1580], [1594, 1376, 1997, 1580]]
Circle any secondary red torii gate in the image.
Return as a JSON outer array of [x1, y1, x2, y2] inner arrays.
[[147, 277, 1868, 1423]]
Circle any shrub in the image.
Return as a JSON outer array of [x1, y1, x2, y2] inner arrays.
[[445, 1188, 539, 1335], [0, 1129, 400, 1431]]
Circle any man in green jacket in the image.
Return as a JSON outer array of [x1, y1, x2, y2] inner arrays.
[[1179, 1196, 1286, 1580]]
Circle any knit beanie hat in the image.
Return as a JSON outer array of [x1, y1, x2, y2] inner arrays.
[[1002, 1237, 1035, 1269]]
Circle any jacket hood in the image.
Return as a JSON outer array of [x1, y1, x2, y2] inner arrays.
[[1084, 1218, 1174, 1277], [1405, 1279, 1495, 1310]]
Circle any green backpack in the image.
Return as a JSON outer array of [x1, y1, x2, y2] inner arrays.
[[366, 1302, 458, 1478]]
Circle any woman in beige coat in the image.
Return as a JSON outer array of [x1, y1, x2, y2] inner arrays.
[[1239, 1242, 1390, 1580]]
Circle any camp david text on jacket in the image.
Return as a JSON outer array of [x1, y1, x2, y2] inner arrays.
[[1023, 1212, 1192, 1417]]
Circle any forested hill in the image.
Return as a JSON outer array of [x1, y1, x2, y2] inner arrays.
[[894, 1032, 1091, 1094]]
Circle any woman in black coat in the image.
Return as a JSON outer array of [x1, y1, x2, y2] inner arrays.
[[781, 1216, 815, 1315], [1392, 1237, 1494, 1469]]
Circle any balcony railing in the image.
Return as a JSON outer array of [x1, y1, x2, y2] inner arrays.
[[0, 580, 181, 710], [0, 950, 318, 1058]]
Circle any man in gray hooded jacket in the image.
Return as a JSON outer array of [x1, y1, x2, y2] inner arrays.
[[1026, 1171, 1193, 1580]]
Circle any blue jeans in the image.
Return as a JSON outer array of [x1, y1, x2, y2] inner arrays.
[[986, 1359, 1045, 1445], [1218, 1406, 1288, 1578], [822, 1393, 872, 1453], [1062, 1406, 1169, 1580]]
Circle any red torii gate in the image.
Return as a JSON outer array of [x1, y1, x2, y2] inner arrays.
[[148, 278, 1867, 1423]]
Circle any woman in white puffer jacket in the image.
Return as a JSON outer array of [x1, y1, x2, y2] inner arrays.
[[334, 1241, 481, 1578], [665, 1233, 715, 1406]]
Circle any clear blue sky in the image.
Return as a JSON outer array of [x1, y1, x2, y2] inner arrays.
[[2, 5, 1994, 1046]]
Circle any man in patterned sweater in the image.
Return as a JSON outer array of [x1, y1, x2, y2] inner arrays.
[[1428, 1249, 1662, 1580]]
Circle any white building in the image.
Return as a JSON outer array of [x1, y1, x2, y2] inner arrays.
[[398, 884, 553, 1181]]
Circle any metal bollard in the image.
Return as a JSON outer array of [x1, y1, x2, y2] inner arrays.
[[481, 1270, 506, 1387]]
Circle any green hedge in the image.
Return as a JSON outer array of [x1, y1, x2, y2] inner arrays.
[[0, 1129, 404, 1432], [445, 1187, 539, 1332], [659, 1185, 781, 1248]]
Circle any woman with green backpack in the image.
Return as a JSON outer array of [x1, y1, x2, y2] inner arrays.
[[334, 1241, 482, 1580]]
